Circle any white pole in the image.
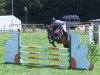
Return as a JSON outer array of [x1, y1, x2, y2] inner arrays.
[[12, 0, 13, 16], [12, 0, 13, 31], [24, 7, 27, 25]]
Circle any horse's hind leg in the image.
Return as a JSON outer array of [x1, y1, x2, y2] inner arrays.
[[63, 43, 68, 48], [63, 43, 67, 48], [63, 39, 69, 48]]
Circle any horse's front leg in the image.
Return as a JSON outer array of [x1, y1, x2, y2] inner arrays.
[[48, 36, 56, 47], [52, 41, 56, 47], [48, 33, 56, 47], [48, 33, 52, 43], [48, 38, 56, 47]]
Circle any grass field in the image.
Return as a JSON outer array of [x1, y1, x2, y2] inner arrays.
[[0, 29, 100, 75]]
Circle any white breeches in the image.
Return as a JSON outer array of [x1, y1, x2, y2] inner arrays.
[[54, 20, 67, 32], [62, 24, 67, 32]]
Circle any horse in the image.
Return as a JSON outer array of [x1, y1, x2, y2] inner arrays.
[[46, 22, 69, 48]]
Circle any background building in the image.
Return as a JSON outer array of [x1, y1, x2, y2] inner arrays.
[[0, 15, 21, 32]]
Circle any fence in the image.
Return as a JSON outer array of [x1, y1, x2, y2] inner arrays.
[[0, 23, 90, 34]]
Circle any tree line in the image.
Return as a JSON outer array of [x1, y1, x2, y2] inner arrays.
[[0, 0, 100, 23]]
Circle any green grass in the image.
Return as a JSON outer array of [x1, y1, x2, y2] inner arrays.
[[0, 30, 100, 75]]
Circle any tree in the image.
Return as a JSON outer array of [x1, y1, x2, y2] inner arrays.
[[0, 0, 7, 15], [1, 0, 100, 23]]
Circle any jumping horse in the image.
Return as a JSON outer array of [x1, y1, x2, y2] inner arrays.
[[46, 22, 69, 48]]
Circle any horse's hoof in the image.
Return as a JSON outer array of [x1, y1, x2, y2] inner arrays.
[[53, 45, 56, 47]]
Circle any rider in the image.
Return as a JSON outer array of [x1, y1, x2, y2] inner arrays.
[[51, 18, 68, 38]]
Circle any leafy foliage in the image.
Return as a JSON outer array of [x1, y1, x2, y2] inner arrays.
[[0, 0, 7, 15], [87, 43, 100, 66], [93, 25, 99, 44], [1, 0, 100, 23]]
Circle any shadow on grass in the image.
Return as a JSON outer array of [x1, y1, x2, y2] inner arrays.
[[25, 65, 69, 70], [1, 63, 89, 71], [1, 63, 69, 70]]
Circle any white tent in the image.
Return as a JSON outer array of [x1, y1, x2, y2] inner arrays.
[[0, 15, 21, 32]]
